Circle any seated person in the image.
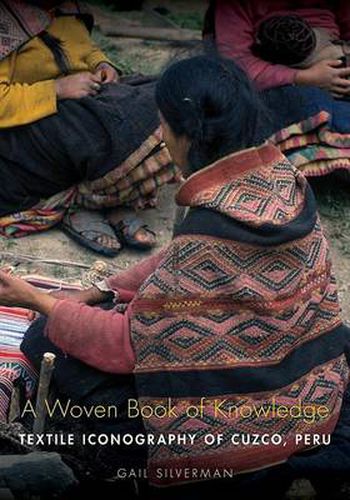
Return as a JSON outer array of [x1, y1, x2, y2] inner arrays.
[[0, 0, 179, 254], [205, 0, 350, 92], [254, 14, 350, 97], [204, 0, 350, 178], [0, 55, 349, 498]]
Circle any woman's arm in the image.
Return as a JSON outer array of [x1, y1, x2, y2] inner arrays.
[[0, 248, 167, 371], [0, 54, 58, 128], [45, 300, 135, 374], [215, 0, 298, 90], [85, 43, 116, 74], [106, 247, 168, 294], [38, 212, 168, 370], [0, 56, 103, 128], [0, 272, 135, 374], [50, 247, 168, 306], [73, 19, 119, 82]]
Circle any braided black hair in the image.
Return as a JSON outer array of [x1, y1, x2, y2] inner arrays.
[[253, 15, 316, 66], [39, 31, 70, 75]]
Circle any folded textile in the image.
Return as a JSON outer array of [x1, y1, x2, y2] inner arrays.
[[263, 86, 350, 177]]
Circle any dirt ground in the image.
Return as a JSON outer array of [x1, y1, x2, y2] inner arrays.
[[1, 0, 350, 324], [322, 220, 350, 320], [0, 184, 177, 281]]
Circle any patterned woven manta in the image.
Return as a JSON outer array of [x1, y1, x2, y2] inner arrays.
[[130, 143, 350, 486]]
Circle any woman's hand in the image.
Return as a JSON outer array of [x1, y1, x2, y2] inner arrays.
[[95, 62, 119, 84], [49, 287, 107, 305], [55, 72, 103, 100], [0, 271, 57, 315], [0, 271, 38, 308], [295, 59, 350, 97]]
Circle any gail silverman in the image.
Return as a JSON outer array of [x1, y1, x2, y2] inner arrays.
[[115, 468, 235, 481]]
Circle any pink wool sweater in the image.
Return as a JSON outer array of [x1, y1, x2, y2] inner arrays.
[[215, 0, 350, 89], [45, 250, 165, 374]]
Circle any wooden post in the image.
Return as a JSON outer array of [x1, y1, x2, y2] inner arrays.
[[33, 353, 56, 434], [8, 385, 20, 424], [100, 24, 201, 42]]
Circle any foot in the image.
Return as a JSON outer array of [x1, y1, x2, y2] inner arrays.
[[108, 209, 156, 250], [61, 209, 122, 257]]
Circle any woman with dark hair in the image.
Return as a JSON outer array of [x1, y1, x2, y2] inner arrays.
[[0, 0, 179, 254], [0, 55, 349, 497], [204, 1, 350, 179]]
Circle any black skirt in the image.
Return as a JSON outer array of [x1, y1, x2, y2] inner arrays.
[[0, 78, 159, 216]]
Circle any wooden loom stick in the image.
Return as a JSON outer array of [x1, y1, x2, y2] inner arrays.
[[33, 353, 56, 434], [8, 385, 21, 423], [100, 24, 201, 42], [0, 251, 124, 271], [0, 252, 92, 269]]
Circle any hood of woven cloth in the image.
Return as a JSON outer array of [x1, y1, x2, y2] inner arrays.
[[0, 1, 91, 61], [175, 142, 308, 228]]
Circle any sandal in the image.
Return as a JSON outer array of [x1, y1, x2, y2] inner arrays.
[[61, 209, 122, 257], [112, 217, 156, 250]]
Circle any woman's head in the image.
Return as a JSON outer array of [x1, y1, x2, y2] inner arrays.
[[156, 55, 268, 174]]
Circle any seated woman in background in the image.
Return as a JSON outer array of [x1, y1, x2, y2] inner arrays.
[[0, 55, 349, 498], [204, 0, 350, 179], [0, 0, 179, 255]]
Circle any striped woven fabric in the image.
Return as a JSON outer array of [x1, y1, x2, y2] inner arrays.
[[0, 306, 35, 422], [0, 276, 81, 422], [0, 133, 179, 238], [270, 111, 350, 178]]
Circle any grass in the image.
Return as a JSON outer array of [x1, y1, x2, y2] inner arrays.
[[88, 0, 203, 28], [0, 238, 18, 249], [87, 0, 115, 10], [91, 29, 135, 74], [166, 12, 203, 31], [93, 27, 174, 75], [89, 0, 204, 75]]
